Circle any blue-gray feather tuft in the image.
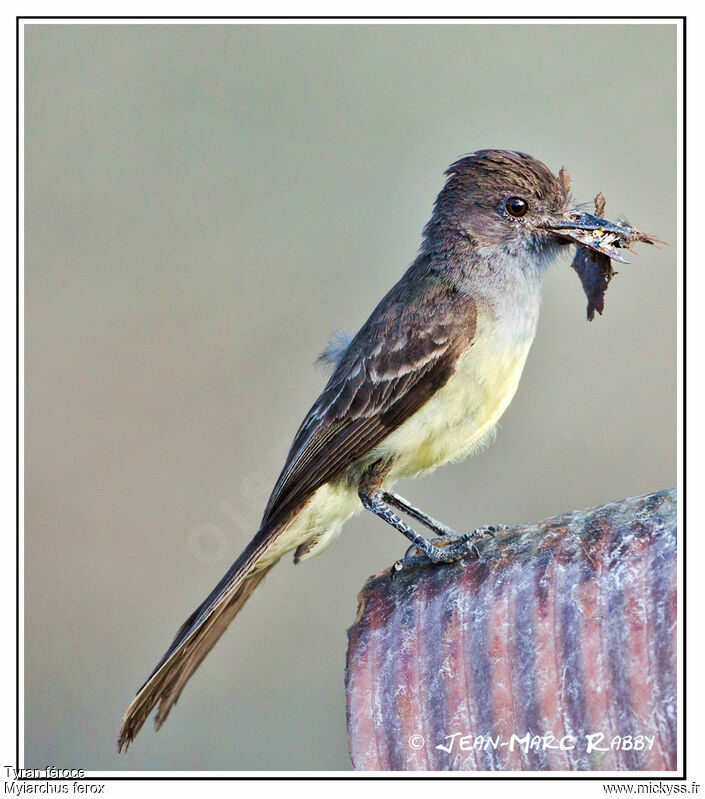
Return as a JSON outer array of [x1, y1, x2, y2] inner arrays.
[[316, 329, 353, 370]]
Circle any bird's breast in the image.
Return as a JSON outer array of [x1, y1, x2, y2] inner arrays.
[[373, 307, 538, 480]]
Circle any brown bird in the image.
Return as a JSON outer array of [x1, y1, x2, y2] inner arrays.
[[118, 150, 651, 750]]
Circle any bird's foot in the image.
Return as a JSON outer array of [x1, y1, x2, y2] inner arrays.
[[393, 524, 507, 577], [402, 534, 467, 560], [392, 538, 475, 576], [469, 523, 508, 540], [401, 524, 506, 558], [393, 537, 478, 575]]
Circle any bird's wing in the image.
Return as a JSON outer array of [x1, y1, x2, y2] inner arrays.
[[261, 277, 477, 528]]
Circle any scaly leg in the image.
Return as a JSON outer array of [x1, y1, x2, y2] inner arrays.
[[358, 490, 478, 564], [381, 489, 458, 538], [382, 489, 507, 558]]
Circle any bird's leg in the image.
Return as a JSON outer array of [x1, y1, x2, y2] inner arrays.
[[358, 490, 478, 565], [381, 489, 505, 560], [381, 489, 458, 538]]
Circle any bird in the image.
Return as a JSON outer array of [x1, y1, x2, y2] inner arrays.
[[118, 149, 643, 750]]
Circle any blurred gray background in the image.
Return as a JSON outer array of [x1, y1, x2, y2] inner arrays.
[[24, 23, 677, 771]]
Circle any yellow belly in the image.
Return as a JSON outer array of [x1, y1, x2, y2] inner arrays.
[[372, 330, 533, 480]]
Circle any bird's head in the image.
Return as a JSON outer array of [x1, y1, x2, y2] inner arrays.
[[423, 149, 637, 266]]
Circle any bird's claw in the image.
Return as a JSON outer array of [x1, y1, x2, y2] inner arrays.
[[393, 524, 509, 576], [469, 523, 508, 540], [395, 530, 490, 576]]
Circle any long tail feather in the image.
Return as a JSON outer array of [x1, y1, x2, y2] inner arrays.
[[117, 531, 279, 752]]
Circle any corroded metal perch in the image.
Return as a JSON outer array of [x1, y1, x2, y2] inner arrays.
[[346, 489, 677, 771]]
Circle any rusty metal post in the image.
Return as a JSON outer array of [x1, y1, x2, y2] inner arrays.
[[346, 489, 677, 771]]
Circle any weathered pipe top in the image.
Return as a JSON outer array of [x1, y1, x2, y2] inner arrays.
[[346, 489, 677, 772]]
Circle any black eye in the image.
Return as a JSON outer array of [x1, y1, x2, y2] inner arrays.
[[505, 197, 528, 218]]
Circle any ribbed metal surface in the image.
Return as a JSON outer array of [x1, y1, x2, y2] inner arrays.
[[346, 489, 677, 771]]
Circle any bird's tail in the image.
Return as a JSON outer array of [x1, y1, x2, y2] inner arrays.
[[117, 528, 280, 752]]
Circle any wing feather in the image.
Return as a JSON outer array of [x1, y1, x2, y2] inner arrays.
[[261, 277, 477, 527]]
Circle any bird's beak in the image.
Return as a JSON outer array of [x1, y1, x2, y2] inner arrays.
[[548, 194, 660, 322], [546, 210, 641, 264]]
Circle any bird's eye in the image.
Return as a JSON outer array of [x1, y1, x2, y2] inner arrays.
[[505, 197, 529, 218]]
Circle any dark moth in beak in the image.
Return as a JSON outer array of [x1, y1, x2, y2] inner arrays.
[[547, 192, 660, 321]]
